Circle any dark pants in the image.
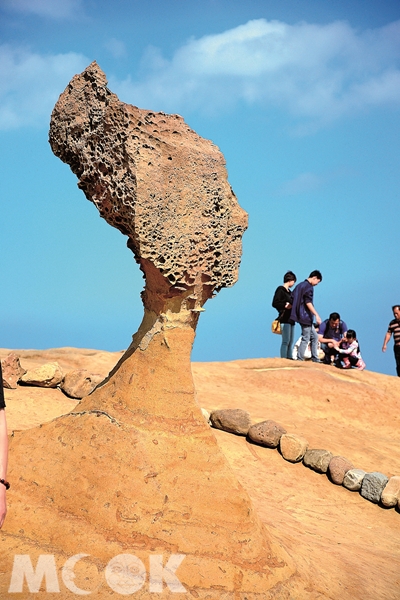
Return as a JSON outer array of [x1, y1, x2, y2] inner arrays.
[[321, 342, 338, 364], [395, 345, 400, 377]]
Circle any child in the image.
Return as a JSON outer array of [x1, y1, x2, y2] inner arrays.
[[334, 329, 365, 370]]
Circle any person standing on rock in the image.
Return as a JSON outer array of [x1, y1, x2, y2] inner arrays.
[[290, 270, 323, 362], [382, 305, 400, 377], [0, 361, 9, 528], [272, 271, 297, 359]]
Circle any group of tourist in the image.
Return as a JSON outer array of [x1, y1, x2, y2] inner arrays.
[[273, 270, 400, 375]]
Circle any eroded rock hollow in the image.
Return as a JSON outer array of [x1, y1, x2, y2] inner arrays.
[[0, 63, 294, 598]]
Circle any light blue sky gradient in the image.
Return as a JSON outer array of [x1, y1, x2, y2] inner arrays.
[[1, 0, 399, 375]]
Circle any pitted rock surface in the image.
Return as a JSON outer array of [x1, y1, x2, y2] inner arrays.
[[49, 61, 247, 315], [0, 64, 297, 599], [247, 420, 287, 448]]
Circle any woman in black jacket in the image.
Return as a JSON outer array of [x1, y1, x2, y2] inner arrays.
[[272, 271, 297, 359]]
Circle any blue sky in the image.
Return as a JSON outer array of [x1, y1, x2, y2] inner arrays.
[[1, 0, 399, 376]]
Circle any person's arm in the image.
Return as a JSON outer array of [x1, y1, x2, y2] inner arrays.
[[0, 409, 8, 528], [305, 302, 321, 325], [337, 341, 357, 355], [382, 331, 392, 352]]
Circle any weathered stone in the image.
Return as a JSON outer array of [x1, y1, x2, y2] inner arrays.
[[360, 472, 389, 503], [1, 353, 26, 389], [328, 456, 354, 485], [247, 420, 287, 448], [49, 62, 247, 304], [210, 408, 252, 435], [342, 468, 366, 491], [60, 370, 103, 399], [1, 62, 294, 598], [279, 433, 308, 463], [381, 476, 400, 508], [20, 362, 63, 388], [303, 449, 333, 473]]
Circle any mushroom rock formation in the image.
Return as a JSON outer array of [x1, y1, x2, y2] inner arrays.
[[1, 63, 294, 598]]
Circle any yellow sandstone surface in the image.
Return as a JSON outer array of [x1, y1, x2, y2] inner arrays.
[[1, 348, 399, 599]]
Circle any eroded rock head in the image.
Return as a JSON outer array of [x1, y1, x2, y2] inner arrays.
[[49, 62, 247, 316]]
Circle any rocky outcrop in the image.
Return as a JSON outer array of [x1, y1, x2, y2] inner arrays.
[[60, 369, 103, 399], [248, 419, 287, 447], [1, 353, 26, 389], [20, 362, 63, 388], [1, 63, 293, 598]]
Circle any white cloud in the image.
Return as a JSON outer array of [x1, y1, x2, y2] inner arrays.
[[112, 18, 400, 128], [277, 172, 322, 196], [104, 38, 127, 60], [0, 45, 89, 129], [2, 0, 83, 19]]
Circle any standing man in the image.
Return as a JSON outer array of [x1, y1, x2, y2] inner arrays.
[[318, 312, 347, 364], [290, 270, 323, 362], [382, 305, 400, 377]]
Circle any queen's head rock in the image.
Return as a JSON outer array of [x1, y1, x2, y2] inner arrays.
[[0, 63, 295, 598], [49, 61, 247, 325]]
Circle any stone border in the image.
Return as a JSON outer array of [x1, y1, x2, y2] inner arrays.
[[203, 408, 400, 511]]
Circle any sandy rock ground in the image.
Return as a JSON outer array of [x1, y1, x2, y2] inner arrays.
[[1, 348, 399, 599]]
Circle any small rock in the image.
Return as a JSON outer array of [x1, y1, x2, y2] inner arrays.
[[303, 449, 333, 473], [210, 409, 252, 435], [20, 362, 63, 388], [342, 468, 366, 491], [280, 433, 308, 463], [328, 456, 354, 485], [201, 408, 211, 425], [247, 420, 287, 448], [360, 472, 389, 503], [1, 353, 26, 389], [61, 370, 103, 399], [381, 476, 400, 508]]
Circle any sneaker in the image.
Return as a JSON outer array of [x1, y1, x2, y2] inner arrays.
[[311, 358, 322, 363]]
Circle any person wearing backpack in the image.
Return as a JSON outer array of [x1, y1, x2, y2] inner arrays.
[[318, 312, 348, 365]]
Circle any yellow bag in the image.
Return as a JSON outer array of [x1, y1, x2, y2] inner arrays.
[[271, 319, 282, 335]]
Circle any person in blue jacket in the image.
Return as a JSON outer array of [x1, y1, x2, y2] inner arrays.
[[290, 270, 322, 362]]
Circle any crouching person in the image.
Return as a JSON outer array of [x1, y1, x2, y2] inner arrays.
[[334, 330, 366, 370]]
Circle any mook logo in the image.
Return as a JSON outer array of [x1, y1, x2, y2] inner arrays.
[[8, 553, 187, 595]]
